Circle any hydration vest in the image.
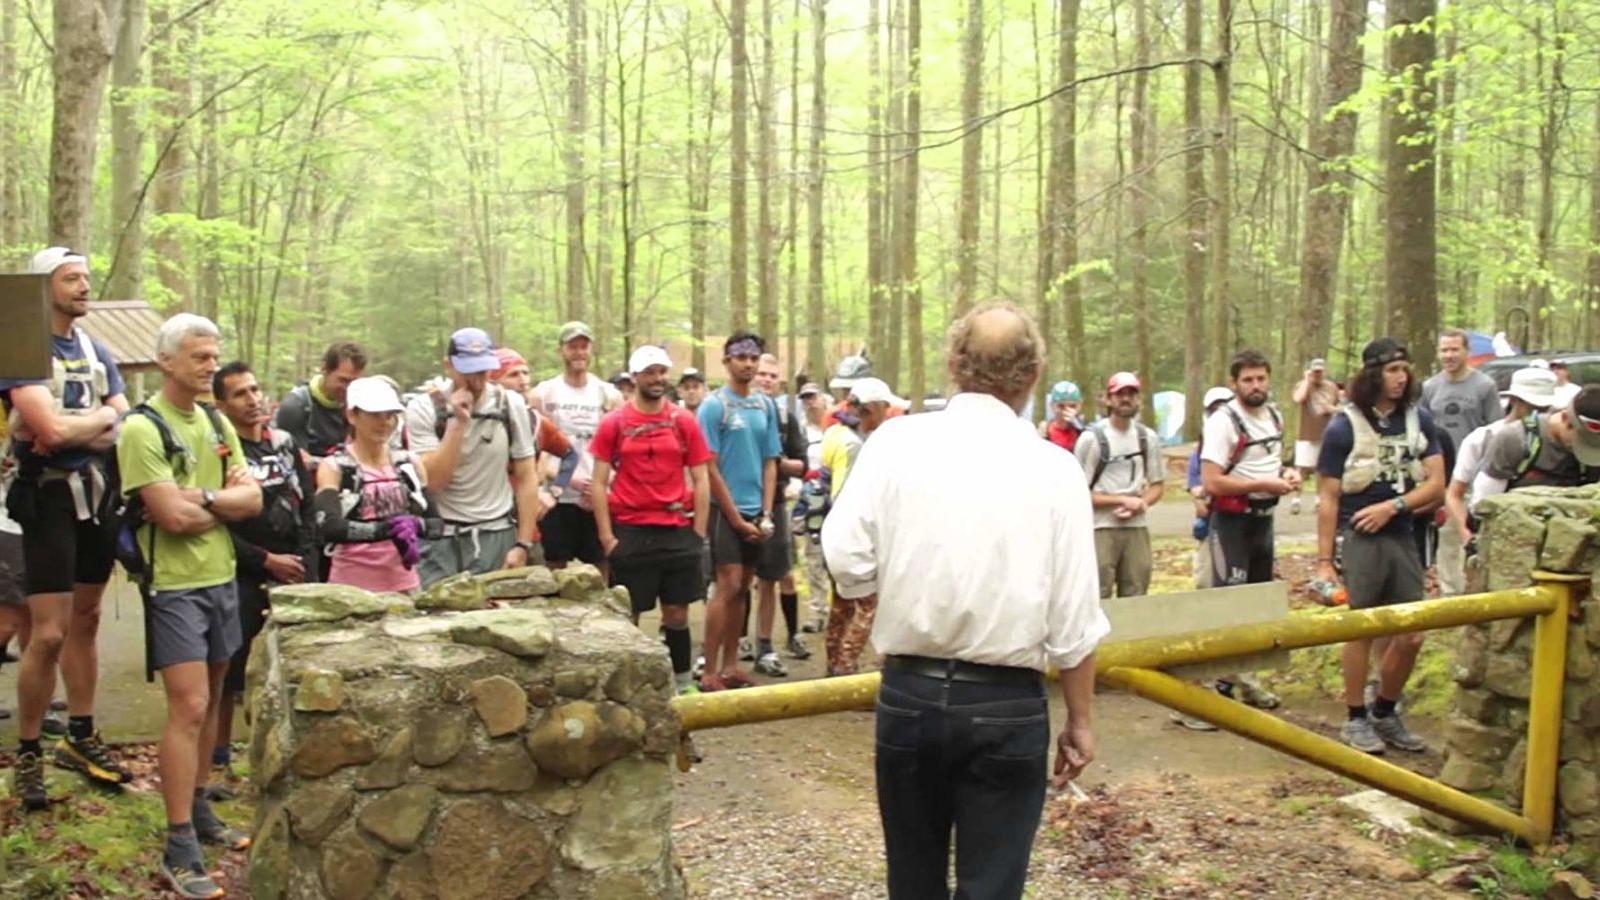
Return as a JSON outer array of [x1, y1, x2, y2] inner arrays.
[[1340, 406, 1428, 494]]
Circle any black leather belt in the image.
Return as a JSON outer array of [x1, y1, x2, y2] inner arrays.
[[884, 654, 1041, 687]]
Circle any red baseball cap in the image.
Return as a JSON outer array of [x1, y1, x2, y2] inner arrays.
[[1106, 371, 1142, 393]]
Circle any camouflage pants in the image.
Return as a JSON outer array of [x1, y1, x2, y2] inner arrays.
[[824, 592, 878, 676]]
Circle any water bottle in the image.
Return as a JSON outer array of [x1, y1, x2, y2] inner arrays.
[[1308, 578, 1347, 607]]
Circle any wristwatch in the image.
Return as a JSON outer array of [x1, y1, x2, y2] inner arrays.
[[514, 540, 537, 555], [1391, 496, 1409, 514], [201, 489, 217, 510]]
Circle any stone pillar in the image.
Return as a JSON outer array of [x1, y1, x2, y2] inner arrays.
[[1438, 486, 1600, 853], [246, 566, 687, 899]]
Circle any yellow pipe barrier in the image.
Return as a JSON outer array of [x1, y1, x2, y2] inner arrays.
[[1100, 665, 1539, 844], [1522, 572, 1581, 846], [1095, 587, 1558, 672], [674, 671, 880, 733]]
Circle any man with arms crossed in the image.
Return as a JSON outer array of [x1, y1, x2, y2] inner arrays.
[[824, 303, 1106, 898], [119, 314, 262, 897]]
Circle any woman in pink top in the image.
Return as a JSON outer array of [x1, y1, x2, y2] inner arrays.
[[313, 377, 438, 593]]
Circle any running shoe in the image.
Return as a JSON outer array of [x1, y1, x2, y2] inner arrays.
[[1234, 675, 1281, 710], [1372, 713, 1427, 753], [198, 822, 253, 852], [1341, 717, 1386, 755], [55, 732, 133, 785], [1169, 712, 1218, 732], [721, 670, 756, 689], [15, 749, 49, 811], [692, 655, 706, 679], [698, 673, 728, 693], [785, 635, 812, 660], [754, 652, 788, 677], [41, 711, 67, 738], [738, 637, 755, 662], [160, 859, 225, 899]]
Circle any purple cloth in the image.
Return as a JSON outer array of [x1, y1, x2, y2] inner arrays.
[[390, 515, 423, 568]]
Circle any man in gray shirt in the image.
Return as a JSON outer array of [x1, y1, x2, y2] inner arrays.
[[405, 327, 542, 586], [1420, 327, 1500, 595], [1075, 371, 1164, 598]]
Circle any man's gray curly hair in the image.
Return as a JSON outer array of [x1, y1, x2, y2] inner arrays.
[[945, 302, 1045, 398]]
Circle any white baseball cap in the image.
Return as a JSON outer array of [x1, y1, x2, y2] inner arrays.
[[628, 344, 674, 375], [849, 377, 907, 408], [29, 246, 87, 276], [1500, 367, 1558, 410], [1203, 386, 1235, 409], [346, 376, 405, 413]]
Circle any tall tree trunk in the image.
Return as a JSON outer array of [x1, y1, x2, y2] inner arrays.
[[49, 0, 122, 250], [954, 0, 982, 316], [1031, 0, 1051, 414], [989, 12, 1002, 298], [1438, 18, 1460, 324], [785, 0, 800, 372], [866, 0, 886, 367], [1051, 0, 1085, 387], [1587, 98, 1600, 346], [147, 4, 189, 302], [105, 0, 143, 299], [756, 0, 777, 344], [1181, 0, 1207, 439], [729, 0, 750, 330], [1383, 0, 1438, 351], [594, 12, 613, 365], [1130, 0, 1152, 414], [882, 0, 903, 386], [198, 67, 219, 319], [1209, 0, 1232, 376], [806, 0, 826, 383], [686, 34, 715, 372], [1294, 0, 1367, 369], [565, 0, 587, 322], [0, 0, 20, 259], [900, 0, 922, 407], [1531, 14, 1564, 343]]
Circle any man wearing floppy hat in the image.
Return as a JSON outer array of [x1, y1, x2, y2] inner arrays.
[[1445, 366, 1556, 549], [1479, 381, 1600, 495], [532, 321, 624, 568], [405, 327, 542, 585]]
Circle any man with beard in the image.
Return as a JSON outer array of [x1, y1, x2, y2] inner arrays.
[[1200, 349, 1298, 710], [1075, 372, 1163, 598], [532, 322, 624, 568], [696, 331, 781, 691], [210, 363, 314, 779], [590, 346, 712, 694], [274, 341, 367, 463], [1315, 338, 1445, 754], [677, 368, 708, 413], [1, 247, 132, 808], [405, 327, 542, 584]]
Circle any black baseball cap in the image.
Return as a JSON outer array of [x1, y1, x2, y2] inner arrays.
[[1569, 385, 1600, 466], [677, 367, 706, 385], [1362, 337, 1408, 369]]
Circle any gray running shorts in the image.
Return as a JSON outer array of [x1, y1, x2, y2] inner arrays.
[[148, 581, 243, 670], [1340, 529, 1425, 610]]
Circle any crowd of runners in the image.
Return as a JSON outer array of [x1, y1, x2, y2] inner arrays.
[[3, 246, 1598, 897]]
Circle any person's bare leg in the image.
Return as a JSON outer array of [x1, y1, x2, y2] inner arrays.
[[197, 663, 229, 790], [1341, 639, 1371, 707], [159, 661, 212, 825], [61, 581, 109, 717], [705, 564, 744, 676], [720, 568, 754, 676], [757, 579, 778, 643], [1377, 633, 1424, 700], [16, 594, 70, 741]]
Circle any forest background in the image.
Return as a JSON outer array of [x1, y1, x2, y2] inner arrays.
[[0, 0, 1589, 433]]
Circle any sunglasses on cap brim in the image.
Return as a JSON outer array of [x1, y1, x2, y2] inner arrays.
[[1577, 413, 1600, 434]]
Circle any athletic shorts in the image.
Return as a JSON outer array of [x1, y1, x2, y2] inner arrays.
[[1341, 529, 1426, 610], [1207, 511, 1275, 587], [6, 478, 116, 594], [709, 508, 790, 581], [0, 528, 24, 606], [758, 502, 793, 581], [148, 581, 242, 670], [541, 503, 604, 566], [1293, 440, 1321, 469], [225, 579, 271, 692], [609, 524, 705, 613]]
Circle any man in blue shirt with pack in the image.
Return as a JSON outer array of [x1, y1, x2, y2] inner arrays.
[[696, 330, 782, 692], [0, 247, 132, 809]]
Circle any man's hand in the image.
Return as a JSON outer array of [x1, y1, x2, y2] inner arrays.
[[501, 543, 530, 569], [1255, 477, 1296, 497], [569, 476, 592, 510], [600, 533, 619, 557], [1052, 723, 1095, 788], [1192, 499, 1210, 517], [450, 389, 474, 423], [226, 465, 252, 488], [537, 490, 557, 521], [264, 553, 306, 585], [737, 519, 765, 543], [1314, 559, 1339, 583], [1458, 520, 1474, 545], [1350, 500, 1398, 534], [1283, 469, 1304, 491]]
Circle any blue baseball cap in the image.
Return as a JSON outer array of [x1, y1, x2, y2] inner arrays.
[[448, 327, 499, 374]]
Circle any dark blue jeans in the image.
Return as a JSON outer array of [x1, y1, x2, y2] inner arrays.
[[875, 666, 1049, 900]]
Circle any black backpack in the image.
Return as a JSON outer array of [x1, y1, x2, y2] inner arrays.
[[430, 384, 512, 442]]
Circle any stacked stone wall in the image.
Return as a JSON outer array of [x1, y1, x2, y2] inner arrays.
[[1438, 486, 1600, 853], [245, 565, 686, 899]]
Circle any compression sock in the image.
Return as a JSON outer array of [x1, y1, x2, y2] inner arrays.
[[67, 715, 94, 741], [19, 737, 42, 757], [192, 789, 225, 835], [758, 638, 775, 657], [1347, 705, 1369, 720], [1372, 697, 1399, 719], [780, 592, 799, 639], [663, 624, 693, 677], [164, 822, 205, 870]]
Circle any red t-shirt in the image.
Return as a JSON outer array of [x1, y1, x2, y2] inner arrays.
[[589, 403, 712, 526], [1045, 421, 1081, 452]]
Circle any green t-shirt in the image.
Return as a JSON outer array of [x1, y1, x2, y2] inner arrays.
[[117, 394, 247, 591]]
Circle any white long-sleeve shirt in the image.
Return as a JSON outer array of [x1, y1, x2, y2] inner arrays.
[[821, 391, 1109, 672]]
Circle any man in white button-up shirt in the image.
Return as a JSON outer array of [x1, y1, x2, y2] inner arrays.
[[822, 303, 1108, 900]]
